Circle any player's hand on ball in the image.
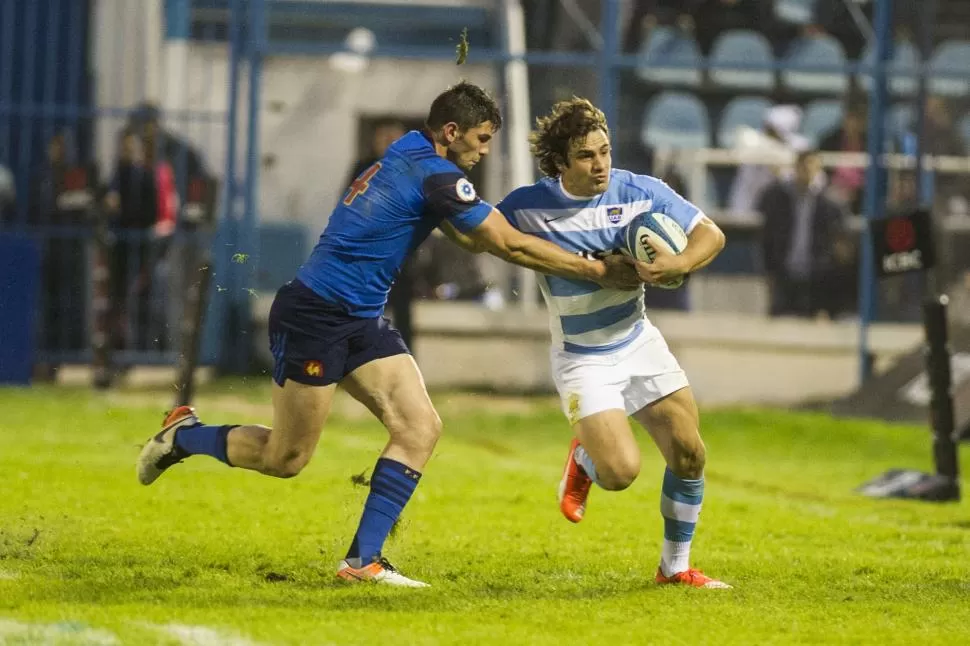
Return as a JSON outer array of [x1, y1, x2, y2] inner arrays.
[[635, 241, 688, 286], [597, 253, 642, 290]]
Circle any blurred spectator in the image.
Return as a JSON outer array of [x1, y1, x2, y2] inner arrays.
[[919, 96, 966, 158], [129, 102, 208, 192], [729, 105, 808, 216], [345, 118, 407, 186], [898, 96, 969, 219], [104, 129, 157, 353], [820, 99, 867, 214], [29, 131, 98, 369], [758, 150, 849, 319]]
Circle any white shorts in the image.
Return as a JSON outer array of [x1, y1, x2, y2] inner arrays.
[[551, 326, 689, 425]]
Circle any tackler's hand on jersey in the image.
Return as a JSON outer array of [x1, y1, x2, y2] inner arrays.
[[597, 252, 644, 290]]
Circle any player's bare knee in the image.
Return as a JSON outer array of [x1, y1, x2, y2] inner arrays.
[[598, 454, 640, 491], [387, 410, 442, 454], [669, 436, 706, 479]]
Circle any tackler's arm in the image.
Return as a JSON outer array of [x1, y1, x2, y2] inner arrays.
[[465, 208, 641, 290], [439, 220, 485, 254]]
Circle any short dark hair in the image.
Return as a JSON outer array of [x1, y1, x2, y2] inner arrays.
[[530, 97, 609, 178], [426, 81, 502, 132]]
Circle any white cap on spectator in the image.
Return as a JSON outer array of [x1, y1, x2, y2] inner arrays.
[[765, 105, 802, 137]]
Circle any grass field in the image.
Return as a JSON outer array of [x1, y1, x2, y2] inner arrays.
[[2, 380, 970, 645]]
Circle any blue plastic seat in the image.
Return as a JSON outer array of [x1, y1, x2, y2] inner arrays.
[[858, 40, 919, 96], [781, 36, 848, 94], [641, 92, 711, 149], [800, 100, 844, 147], [709, 30, 775, 91], [929, 40, 970, 97], [717, 96, 773, 148], [636, 26, 703, 87]]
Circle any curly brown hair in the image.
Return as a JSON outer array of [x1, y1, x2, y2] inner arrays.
[[529, 98, 610, 178]]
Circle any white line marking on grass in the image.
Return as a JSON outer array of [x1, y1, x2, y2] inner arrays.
[[0, 618, 119, 644], [155, 623, 265, 646]]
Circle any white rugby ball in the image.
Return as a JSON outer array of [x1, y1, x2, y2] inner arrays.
[[624, 211, 688, 290]]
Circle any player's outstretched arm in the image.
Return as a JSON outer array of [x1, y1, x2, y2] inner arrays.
[[439, 220, 485, 254], [466, 209, 642, 289]]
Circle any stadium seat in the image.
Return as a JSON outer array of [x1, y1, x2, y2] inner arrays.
[[929, 40, 970, 97], [774, 0, 818, 25], [708, 30, 775, 91], [800, 100, 843, 148], [717, 96, 773, 148], [641, 92, 711, 149], [858, 40, 919, 96], [781, 35, 848, 94], [636, 26, 703, 87]]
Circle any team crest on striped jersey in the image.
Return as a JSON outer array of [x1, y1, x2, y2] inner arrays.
[[607, 206, 623, 224]]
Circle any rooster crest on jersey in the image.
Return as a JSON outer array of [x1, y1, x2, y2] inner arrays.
[[624, 211, 689, 290]]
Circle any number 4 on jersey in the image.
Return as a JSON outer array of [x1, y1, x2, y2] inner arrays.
[[343, 162, 382, 206]]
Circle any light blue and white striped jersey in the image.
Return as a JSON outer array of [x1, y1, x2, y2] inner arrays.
[[496, 169, 704, 355]]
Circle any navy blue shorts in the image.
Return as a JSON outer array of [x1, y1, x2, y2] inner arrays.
[[267, 279, 409, 387]]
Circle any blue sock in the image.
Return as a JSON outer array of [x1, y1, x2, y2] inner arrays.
[[660, 468, 704, 576], [174, 424, 235, 466], [346, 458, 421, 565]]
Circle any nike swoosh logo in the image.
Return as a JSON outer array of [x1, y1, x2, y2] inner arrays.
[[544, 215, 568, 223]]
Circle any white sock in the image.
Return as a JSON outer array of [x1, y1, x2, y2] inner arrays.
[[573, 445, 601, 486], [660, 540, 691, 577]]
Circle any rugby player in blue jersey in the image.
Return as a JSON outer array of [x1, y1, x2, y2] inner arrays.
[[136, 82, 642, 587], [495, 98, 730, 589]]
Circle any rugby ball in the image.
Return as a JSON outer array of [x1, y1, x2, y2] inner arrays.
[[624, 211, 688, 290]]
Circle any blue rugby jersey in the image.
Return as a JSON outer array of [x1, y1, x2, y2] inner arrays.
[[296, 131, 492, 317], [497, 169, 703, 355]]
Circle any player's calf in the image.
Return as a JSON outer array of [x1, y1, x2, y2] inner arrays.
[[260, 446, 313, 479]]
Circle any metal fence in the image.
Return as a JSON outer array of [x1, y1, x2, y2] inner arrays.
[[0, 0, 261, 383], [2, 0, 969, 383]]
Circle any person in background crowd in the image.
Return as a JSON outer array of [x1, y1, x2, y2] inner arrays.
[[104, 129, 156, 354], [758, 150, 849, 319], [728, 105, 808, 216], [29, 131, 96, 374], [820, 99, 867, 215]]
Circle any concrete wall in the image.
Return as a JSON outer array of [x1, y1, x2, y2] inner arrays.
[[407, 302, 922, 405], [252, 296, 923, 406], [90, 1, 504, 228]]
